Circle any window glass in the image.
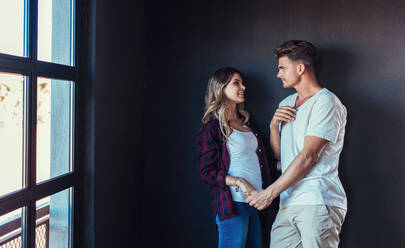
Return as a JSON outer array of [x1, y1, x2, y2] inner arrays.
[[0, 73, 25, 197], [37, 78, 74, 183], [0, 0, 26, 57], [36, 188, 72, 248], [38, 0, 74, 66], [0, 208, 23, 247]]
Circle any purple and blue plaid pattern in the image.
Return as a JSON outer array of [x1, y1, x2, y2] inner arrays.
[[196, 119, 273, 221]]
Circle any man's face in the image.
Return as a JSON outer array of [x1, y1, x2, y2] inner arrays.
[[277, 56, 300, 88]]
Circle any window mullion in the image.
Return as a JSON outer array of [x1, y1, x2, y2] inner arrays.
[[25, 0, 38, 247], [22, 201, 36, 248], [0, 189, 30, 216], [36, 61, 78, 82], [0, 53, 30, 75]]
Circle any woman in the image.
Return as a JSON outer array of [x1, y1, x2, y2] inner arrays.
[[196, 67, 273, 248]]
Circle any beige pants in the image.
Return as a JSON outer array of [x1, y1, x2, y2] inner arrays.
[[270, 205, 346, 248]]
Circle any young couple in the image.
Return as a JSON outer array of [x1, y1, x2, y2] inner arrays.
[[196, 40, 347, 248]]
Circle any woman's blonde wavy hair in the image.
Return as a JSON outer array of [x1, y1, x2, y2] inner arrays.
[[202, 67, 250, 140]]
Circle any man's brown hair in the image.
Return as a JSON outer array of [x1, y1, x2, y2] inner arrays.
[[274, 40, 318, 72]]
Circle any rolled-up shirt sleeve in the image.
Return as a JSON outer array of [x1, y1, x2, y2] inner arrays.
[[196, 124, 227, 188]]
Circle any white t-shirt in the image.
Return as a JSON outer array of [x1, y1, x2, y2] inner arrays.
[[226, 129, 263, 202], [279, 88, 347, 210]]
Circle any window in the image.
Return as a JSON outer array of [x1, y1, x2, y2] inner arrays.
[[0, 1, 77, 247]]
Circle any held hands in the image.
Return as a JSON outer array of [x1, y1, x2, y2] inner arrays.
[[244, 186, 277, 210], [244, 190, 272, 210], [270, 106, 296, 129]]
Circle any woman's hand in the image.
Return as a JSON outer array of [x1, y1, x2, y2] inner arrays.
[[235, 178, 256, 193]]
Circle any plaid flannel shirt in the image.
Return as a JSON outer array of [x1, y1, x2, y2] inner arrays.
[[196, 119, 273, 221]]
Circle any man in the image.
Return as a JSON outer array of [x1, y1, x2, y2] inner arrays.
[[246, 40, 347, 247]]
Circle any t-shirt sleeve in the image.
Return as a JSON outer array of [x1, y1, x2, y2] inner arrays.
[[306, 95, 341, 143]]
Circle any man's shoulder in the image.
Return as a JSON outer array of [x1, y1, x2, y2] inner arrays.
[[279, 93, 297, 107], [312, 89, 347, 120], [317, 89, 336, 103], [316, 89, 345, 108]]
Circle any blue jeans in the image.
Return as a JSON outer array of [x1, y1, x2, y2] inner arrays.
[[216, 202, 262, 248]]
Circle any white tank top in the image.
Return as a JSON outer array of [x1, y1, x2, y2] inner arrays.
[[226, 129, 263, 202]]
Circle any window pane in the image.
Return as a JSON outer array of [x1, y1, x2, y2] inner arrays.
[[0, 1, 26, 57], [36, 188, 72, 248], [0, 73, 25, 197], [0, 208, 23, 247], [38, 0, 74, 66], [37, 78, 74, 183]]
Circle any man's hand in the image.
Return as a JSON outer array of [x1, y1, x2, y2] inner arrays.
[[245, 188, 277, 210], [270, 106, 296, 129]]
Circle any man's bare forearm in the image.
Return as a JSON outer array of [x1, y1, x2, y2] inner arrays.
[[264, 136, 328, 202], [270, 126, 281, 160], [266, 151, 317, 199], [245, 151, 317, 209]]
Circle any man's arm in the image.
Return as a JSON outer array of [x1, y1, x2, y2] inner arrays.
[[269, 106, 296, 160], [269, 125, 281, 161], [245, 135, 329, 210]]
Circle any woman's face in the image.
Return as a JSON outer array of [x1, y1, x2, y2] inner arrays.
[[223, 73, 246, 104]]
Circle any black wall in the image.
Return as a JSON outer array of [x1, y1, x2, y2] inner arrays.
[[94, 0, 146, 246], [77, 0, 405, 247], [142, 0, 405, 247], [77, 0, 146, 247]]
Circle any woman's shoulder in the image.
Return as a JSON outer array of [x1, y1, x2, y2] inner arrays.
[[204, 118, 220, 127], [196, 119, 221, 149], [198, 119, 220, 135]]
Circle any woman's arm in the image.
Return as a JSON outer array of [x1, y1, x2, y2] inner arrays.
[[198, 140, 256, 190], [226, 176, 256, 193], [196, 123, 229, 187], [197, 122, 257, 192]]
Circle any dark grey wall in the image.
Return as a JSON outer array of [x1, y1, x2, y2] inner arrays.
[[143, 0, 405, 247], [78, 0, 146, 247]]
